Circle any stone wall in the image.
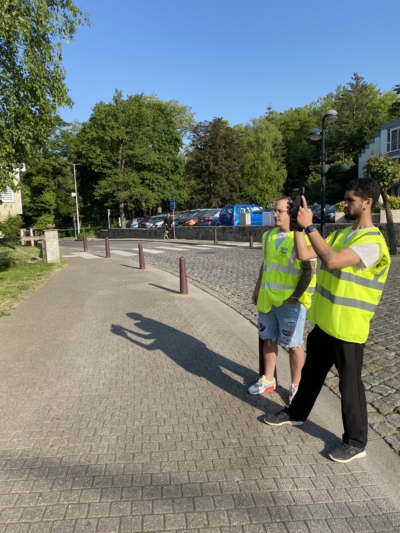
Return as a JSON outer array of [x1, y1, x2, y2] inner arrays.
[[97, 223, 400, 246]]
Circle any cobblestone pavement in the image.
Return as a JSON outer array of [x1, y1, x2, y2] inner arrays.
[[142, 243, 400, 455], [0, 256, 399, 533]]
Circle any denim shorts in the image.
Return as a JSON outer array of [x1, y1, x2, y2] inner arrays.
[[258, 302, 306, 348]]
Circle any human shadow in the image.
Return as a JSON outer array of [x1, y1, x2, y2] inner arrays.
[[111, 312, 273, 413], [111, 312, 341, 457]]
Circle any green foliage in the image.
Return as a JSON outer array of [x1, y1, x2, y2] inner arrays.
[[78, 91, 186, 227], [0, 0, 89, 191], [240, 117, 287, 205], [389, 85, 400, 119], [363, 152, 400, 191], [185, 118, 246, 207], [336, 201, 344, 212], [142, 95, 196, 137], [388, 196, 400, 209], [0, 214, 23, 238], [21, 119, 76, 228]]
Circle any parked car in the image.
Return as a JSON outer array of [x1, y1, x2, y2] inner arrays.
[[128, 217, 143, 228], [175, 209, 203, 226], [139, 215, 166, 228], [181, 209, 210, 226], [313, 204, 336, 223], [197, 208, 221, 226], [219, 204, 265, 226]]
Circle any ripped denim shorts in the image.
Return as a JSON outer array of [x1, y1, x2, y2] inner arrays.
[[258, 301, 306, 348]]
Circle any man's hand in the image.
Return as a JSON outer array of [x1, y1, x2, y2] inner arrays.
[[297, 196, 314, 229], [286, 297, 299, 306]]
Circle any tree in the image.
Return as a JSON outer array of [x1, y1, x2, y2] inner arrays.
[[389, 85, 400, 119], [185, 118, 246, 207], [143, 95, 196, 137], [239, 117, 286, 206], [0, 0, 88, 191], [78, 91, 186, 227], [363, 152, 400, 255]]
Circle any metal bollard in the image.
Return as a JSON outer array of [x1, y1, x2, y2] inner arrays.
[[83, 235, 88, 252], [179, 257, 188, 294], [214, 227, 217, 245], [105, 238, 111, 258], [249, 231, 253, 248], [138, 243, 145, 270]]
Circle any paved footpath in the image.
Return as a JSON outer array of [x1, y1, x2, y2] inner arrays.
[[1, 254, 399, 533]]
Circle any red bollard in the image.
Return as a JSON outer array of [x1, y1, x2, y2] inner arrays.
[[138, 243, 145, 270], [83, 235, 88, 252], [179, 257, 188, 295], [214, 227, 217, 245], [249, 231, 253, 248], [105, 238, 111, 258]]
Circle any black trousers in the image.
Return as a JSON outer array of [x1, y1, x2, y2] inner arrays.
[[289, 325, 368, 449]]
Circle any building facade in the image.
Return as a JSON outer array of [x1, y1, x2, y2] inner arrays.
[[0, 165, 25, 222], [358, 119, 400, 194]]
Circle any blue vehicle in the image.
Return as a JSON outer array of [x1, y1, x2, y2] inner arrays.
[[219, 204, 265, 226]]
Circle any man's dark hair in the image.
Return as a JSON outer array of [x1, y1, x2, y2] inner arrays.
[[346, 178, 381, 208]]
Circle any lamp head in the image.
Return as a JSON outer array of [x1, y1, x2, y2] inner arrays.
[[309, 128, 322, 141], [323, 109, 339, 124]]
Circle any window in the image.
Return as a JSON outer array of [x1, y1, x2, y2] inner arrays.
[[388, 127, 400, 152], [252, 206, 263, 214], [0, 187, 14, 203]]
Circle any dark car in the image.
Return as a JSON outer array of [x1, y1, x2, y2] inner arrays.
[[181, 209, 210, 226], [197, 209, 221, 226], [139, 215, 166, 228], [313, 204, 336, 223], [128, 217, 143, 228], [176, 209, 203, 226]]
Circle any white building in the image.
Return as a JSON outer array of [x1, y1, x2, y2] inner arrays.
[[0, 165, 25, 222], [358, 119, 400, 194]]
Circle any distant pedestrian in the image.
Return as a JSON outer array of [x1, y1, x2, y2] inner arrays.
[[164, 212, 173, 237], [249, 197, 316, 404], [264, 179, 391, 464]]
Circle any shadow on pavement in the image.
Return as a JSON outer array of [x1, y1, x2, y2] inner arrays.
[[148, 283, 180, 294], [111, 312, 341, 457]]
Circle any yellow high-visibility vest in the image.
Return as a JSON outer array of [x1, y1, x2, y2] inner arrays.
[[308, 227, 390, 344], [257, 228, 316, 313]]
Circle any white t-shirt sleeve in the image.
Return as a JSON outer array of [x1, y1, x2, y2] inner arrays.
[[349, 243, 380, 269]]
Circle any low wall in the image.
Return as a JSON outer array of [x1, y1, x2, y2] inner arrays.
[[97, 223, 400, 247]]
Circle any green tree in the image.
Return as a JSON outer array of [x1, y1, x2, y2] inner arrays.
[[143, 95, 196, 137], [78, 91, 186, 227], [389, 85, 400, 119], [21, 120, 76, 228], [0, 0, 88, 191], [185, 118, 246, 207], [363, 152, 400, 255], [239, 117, 286, 205]]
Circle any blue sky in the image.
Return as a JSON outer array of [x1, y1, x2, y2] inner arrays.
[[59, 0, 400, 127]]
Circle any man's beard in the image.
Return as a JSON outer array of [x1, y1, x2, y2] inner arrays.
[[345, 206, 363, 220]]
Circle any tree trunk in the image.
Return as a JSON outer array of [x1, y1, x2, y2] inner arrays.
[[381, 188, 397, 255], [119, 202, 126, 229]]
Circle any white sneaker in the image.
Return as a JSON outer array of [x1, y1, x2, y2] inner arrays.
[[248, 376, 276, 395], [289, 384, 298, 405]]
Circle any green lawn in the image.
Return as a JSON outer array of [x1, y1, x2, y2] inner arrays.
[[0, 243, 62, 311]]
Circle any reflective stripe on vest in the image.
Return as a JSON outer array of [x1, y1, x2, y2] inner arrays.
[[308, 226, 390, 343], [256, 228, 316, 313]]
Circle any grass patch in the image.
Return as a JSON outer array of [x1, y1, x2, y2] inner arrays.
[[0, 243, 61, 310]]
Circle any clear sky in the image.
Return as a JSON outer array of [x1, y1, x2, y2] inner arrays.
[[59, 0, 400, 127]]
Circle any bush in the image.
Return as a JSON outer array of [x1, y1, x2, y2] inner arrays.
[[34, 213, 55, 229], [336, 201, 344, 212], [388, 196, 400, 209], [0, 214, 23, 238]]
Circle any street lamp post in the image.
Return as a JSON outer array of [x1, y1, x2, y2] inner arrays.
[[71, 163, 81, 235], [309, 110, 339, 238]]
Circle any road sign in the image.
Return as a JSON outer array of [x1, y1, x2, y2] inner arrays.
[[169, 200, 175, 212]]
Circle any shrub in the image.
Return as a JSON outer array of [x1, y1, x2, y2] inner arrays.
[[0, 214, 23, 238], [388, 196, 400, 209], [336, 201, 344, 212]]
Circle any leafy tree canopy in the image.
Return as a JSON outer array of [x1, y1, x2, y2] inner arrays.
[[0, 0, 88, 191], [185, 118, 246, 208], [78, 91, 186, 226]]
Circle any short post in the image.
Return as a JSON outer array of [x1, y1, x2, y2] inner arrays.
[[179, 257, 188, 294], [214, 227, 217, 245], [42, 229, 60, 263], [138, 243, 145, 270], [83, 235, 88, 252], [249, 230, 253, 248], [105, 238, 111, 258]]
